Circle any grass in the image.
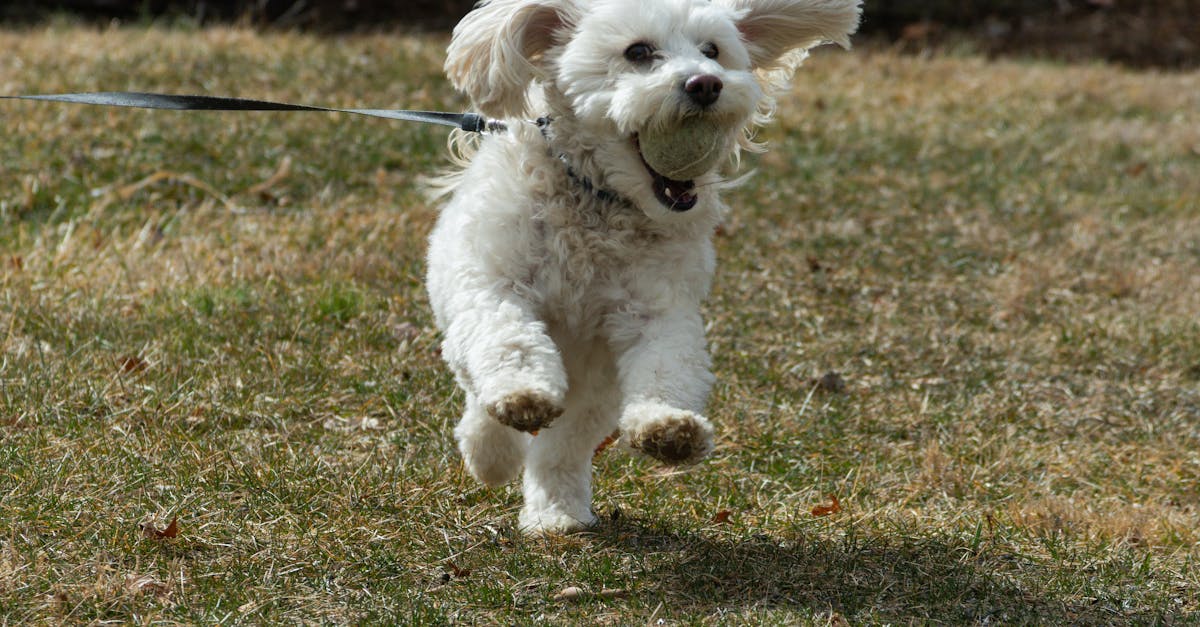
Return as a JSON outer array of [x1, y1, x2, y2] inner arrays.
[[2, 23, 1199, 625]]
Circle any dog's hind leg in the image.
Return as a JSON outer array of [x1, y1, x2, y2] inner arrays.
[[455, 394, 530, 487], [518, 339, 619, 534]]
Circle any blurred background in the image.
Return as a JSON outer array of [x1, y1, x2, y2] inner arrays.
[[1, 0, 1196, 69]]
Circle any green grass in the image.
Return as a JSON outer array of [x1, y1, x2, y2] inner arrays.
[[2, 25, 1199, 624]]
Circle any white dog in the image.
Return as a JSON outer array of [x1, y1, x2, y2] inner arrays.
[[426, 0, 860, 534]]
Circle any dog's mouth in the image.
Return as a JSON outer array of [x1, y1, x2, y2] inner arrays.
[[633, 135, 697, 212]]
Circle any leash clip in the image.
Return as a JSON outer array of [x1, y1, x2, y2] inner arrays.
[[459, 113, 508, 134]]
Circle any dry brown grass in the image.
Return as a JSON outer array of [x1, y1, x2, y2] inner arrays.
[[1, 24, 1198, 624]]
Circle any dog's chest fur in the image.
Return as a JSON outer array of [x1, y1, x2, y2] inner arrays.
[[526, 192, 660, 332], [520, 154, 714, 336]]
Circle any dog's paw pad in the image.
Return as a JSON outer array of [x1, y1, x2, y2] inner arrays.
[[486, 391, 563, 433], [628, 412, 713, 465]]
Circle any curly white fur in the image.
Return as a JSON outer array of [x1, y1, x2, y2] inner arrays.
[[427, 0, 860, 534]]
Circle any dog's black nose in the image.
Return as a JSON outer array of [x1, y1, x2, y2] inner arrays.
[[684, 74, 722, 107]]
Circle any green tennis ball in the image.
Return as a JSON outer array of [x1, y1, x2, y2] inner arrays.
[[639, 119, 727, 181]]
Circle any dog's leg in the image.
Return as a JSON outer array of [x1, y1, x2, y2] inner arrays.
[[519, 408, 611, 533], [455, 393, 530, 487], [613, 310, 716, 466], [439, 290, 568, 433], [519, 339, 619, 534]]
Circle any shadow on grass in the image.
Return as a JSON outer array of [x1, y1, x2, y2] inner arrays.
[[586, 518, 1157, 625]]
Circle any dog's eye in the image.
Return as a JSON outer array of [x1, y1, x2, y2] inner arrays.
[[700, 42, 719, 59], [624, 42, 655, 63]]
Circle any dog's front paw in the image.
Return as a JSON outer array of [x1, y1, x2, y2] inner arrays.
[[485, 390, 564, 433], [626, 409, 714, 465]]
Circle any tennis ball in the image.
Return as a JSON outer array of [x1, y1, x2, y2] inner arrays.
[[639, 119, 727, 181]]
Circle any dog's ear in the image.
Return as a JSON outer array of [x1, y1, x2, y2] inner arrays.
[[720, 0, 861, 69], [445, 0, 571, 119]]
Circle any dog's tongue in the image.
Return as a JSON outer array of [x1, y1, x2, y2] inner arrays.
[[656, 176, 697, 212]]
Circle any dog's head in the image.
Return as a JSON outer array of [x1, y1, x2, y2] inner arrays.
[[445, 0, 860, 221]]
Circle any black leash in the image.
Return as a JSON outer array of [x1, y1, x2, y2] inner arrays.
[[2, 92, 628, 205], [0, 91, 506, 133]]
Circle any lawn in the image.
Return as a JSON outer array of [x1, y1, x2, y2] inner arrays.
[[1, 23, 1198, 625]]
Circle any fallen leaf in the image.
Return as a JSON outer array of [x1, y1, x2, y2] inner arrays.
[[593, 430, 620, 458], [119, 355, 148, 374], [553, 586, 585, 602], [446, 562, 471, 578], [48, 589, 69, 610], [812, 494, 841, 517], [140, 515, 179, 540], [711, 509, 733, 524], [814, 371, 846, 394]]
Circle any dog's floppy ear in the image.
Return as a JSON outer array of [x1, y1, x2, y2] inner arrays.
[[445, 0, 571, 119], [720, 0, 861, 69]]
